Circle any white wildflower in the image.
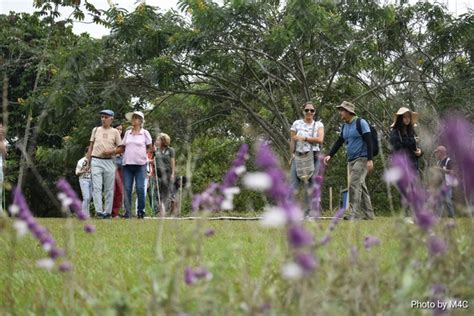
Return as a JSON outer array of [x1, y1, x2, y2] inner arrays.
[[281, 262, 303, 280], [36, 258, 55, 271], [242, 172, 272, 191], [260, 206, 287, 228], [383, 167, 402, 184], [9, 205, 20, 216], [235, 165, 246, 175], [222, 187, 240, 197], [221, 199, 234, 211], [13, 220, 28, 237], [42, 242, 52, 252]]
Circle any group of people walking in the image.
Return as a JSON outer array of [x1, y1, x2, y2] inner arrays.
[[75, 109, 176, 219], [74, 102, 457, 220], [290, 101, 457, 219]]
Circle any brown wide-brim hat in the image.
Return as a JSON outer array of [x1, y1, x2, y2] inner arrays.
[[336, 101, 356, 115], [391, 107, 418, 127]]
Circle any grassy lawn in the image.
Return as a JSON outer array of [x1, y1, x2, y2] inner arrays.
[[0, 217, 472, 315]]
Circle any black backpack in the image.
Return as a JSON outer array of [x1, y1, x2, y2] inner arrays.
[[341, 118, 379, 157]]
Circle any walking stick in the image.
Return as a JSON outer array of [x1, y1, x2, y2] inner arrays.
[[178, 176, 183, 216], [153, 154, 163, 216]]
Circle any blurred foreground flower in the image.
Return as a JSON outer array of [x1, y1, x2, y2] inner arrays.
[[427, 236, 448, 256], [192, 144, 249, 212], [385, 153, 436, 231], [440, 116, 474, 202], [57, 178, 95, 234], [13, 188, 67, 269], [364, 235, 381, 250], [184, 266, 212, 285]]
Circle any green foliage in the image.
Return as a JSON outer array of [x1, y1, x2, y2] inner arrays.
[[2, 1, 473, 215]]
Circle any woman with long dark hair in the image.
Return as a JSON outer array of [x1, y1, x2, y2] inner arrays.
[[389, 107, 422, 172]]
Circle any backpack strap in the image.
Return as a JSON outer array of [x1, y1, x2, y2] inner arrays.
[[356, 118, 364, 136], [342, 117, 363, 138], [444, 157, 450, 169]]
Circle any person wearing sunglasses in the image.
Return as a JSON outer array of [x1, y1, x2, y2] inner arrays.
[[289, 101, 325, 217]]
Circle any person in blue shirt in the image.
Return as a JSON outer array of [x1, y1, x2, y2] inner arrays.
[[323, 101, 375, 220]]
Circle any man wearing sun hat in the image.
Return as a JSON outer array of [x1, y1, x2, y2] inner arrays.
[[324, 101, 375, 220], [87, 109, 124, 219]]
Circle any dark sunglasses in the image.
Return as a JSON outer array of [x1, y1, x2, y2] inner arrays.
[[304, 109, 315, 113]]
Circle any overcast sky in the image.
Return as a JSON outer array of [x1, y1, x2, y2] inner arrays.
[[1, 0, 473, 38]]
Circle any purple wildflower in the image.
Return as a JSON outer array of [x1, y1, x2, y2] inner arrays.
[[56, 178, 89, 220], [363, 235, 381, 250], [184, 266, 212, 285], [192, 145, 249, 212], [329, 208, 346, 231], [258, 303, 271, 313], [295, 252, 317, 272], [319, 235, 331, 246], [255, 143, 301, 221], [440, 117, 474, 201], [310, 156, 326, 216], [427, 236, 448, 256], [58, 261, 73, 272], [193, 266, 212, 280], [49, 247, 65, 259], [287, 225, 314, 248], [204, 228, 215, 237], [184, 267, 195, 285], [415, 209, 437, 231], [84, 224, 96, 234], [387, 153, 438, 231], [432, 284, 446, 296], [12, 187, 66, 268]]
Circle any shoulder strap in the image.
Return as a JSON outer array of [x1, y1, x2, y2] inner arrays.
[[444, 157, 450, 168], [356, 118, 363, 136], [92, 127, 98, 140]]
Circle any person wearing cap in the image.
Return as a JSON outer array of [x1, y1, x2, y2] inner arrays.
[[289, 101, 325, 216], [122, 111, 153, 219], [87, 109, 124, 219], [389, 107, 422, 173], [324, 101, 375, 220], [435, 145, 456, 218]]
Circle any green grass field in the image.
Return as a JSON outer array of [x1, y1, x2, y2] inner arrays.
[[0, 217, 473, 315]]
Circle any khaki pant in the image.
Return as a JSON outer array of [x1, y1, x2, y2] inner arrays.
[[348, 157, 375, 219]]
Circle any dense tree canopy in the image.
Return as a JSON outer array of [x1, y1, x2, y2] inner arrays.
[[1, 0, 472, 215]]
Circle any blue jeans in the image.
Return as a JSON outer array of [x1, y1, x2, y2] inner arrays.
[[290, 152, 321, 213], [123, 164, 146, 217], [442, 187, 455, 218], [79, 178, 93, 216]]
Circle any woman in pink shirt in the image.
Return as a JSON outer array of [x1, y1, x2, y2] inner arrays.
[[122, 111, 153, 219]]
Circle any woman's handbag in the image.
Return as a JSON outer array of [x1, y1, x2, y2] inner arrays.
[[294, 151, 314, 181], [294, 122, 316, 181]]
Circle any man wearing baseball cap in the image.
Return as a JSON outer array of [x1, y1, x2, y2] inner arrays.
[[324, 101, 375, 220], [87, 109, 124, 219]]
